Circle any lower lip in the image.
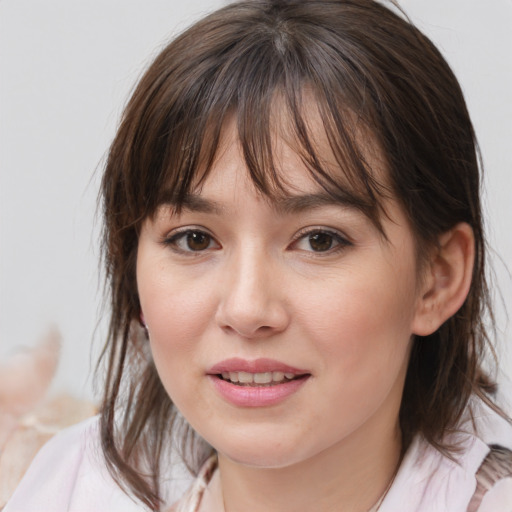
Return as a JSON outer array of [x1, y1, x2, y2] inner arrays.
[[208, 375, 309, 407]]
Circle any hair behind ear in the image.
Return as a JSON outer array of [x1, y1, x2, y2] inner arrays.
[[400, 220, 504, 453]]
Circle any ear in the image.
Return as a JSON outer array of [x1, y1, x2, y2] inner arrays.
[[412, 223, 475, 336]]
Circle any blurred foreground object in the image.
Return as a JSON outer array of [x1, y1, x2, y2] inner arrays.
[[0, 329, 96, 507]]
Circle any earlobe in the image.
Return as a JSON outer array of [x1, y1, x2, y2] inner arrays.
[[412, 223, 475, 336]]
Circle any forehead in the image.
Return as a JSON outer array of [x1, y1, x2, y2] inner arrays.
[[156, 108, 393, 232], [240, 99, 387, 195], [152, 91, 393, 235]]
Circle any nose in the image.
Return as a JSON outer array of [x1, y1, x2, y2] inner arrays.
[[215, 247, 290, 339]]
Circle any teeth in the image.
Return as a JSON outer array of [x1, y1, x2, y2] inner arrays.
[[220, 371, 298, 385], [272, 371, 285, 382], [254, 372, 272, 384], [238, 371, 253, 383]]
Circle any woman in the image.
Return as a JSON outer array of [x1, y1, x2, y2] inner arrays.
[[5, 1, 512, 511]]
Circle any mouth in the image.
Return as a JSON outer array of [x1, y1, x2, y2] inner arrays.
[[208, 358, 311, 387], [216, 371, 309, 387], [208, 358, 310, 406]]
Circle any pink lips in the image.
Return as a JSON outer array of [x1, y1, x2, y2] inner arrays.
[[208, 357, 308, 375], [207, 358, 310, 407]]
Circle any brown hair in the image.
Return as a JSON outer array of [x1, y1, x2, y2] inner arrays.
[[98, 0, 504, 508]]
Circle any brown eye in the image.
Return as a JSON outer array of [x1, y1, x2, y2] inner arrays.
[[164, 229, 219, 253], [308, 232, 335, 252], [186, 231, 211, 251], [292, 228, 351, 254]]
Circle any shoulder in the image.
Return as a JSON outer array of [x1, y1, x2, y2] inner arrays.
[[475, 478, 512, 512], [3, 416, 143, 512], [468, 399, 512, 511], [471, 445, 512, 512], [379, 399, 512, 512]]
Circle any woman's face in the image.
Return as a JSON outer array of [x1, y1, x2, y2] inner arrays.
[[137, 119, 427, 469]]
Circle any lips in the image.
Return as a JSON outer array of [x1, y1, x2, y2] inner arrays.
[[207, 358, 310, 406], [209, 357, 308, 374], [208, 358, 309, 384]]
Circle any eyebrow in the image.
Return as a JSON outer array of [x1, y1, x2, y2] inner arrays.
[[159, 191, 363, 216]]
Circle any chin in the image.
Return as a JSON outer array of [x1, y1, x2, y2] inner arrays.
[[214, 434, 315, 469], [224, 450, 301, 469]]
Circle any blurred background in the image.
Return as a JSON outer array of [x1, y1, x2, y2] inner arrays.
[[1, 0, 511, 404]]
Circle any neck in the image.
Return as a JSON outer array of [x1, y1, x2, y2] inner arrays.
[[211, 419, 402, 512]]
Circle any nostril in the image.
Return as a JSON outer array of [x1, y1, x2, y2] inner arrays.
[[219, 322, 280, 339]]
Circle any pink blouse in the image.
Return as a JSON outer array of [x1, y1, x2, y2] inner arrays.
[[4, 402, 512, 512]]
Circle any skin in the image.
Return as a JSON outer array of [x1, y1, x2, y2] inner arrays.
[[137, 117, 473, 512]]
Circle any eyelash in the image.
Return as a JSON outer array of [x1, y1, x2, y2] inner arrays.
[[161, 227, 352, 255]]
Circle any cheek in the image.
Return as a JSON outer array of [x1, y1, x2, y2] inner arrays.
[[140, 274, 215, 411], [136, 261, 220, 409], [295, 258, 418, 373], [138, 263, 216, 349], [293, 271, 416, 437]]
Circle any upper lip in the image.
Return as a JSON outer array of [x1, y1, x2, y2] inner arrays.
[[208, 358, 309, 375]]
